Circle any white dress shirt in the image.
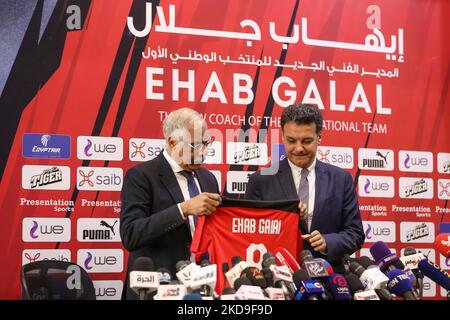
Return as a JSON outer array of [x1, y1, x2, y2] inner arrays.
[[287, 157, 316, 232], [163, 149, 201, 239]]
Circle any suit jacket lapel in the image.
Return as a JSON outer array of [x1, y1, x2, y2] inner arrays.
[[158, 152, 185, 205], [311, 160, 329, 231], [277, 159, 298, 200], [276, 159, 308, 234], [194, 169, 208, 193]]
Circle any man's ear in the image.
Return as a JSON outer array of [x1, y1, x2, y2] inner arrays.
[[317, 135, 322, 145], [167, 137, 176, 148]]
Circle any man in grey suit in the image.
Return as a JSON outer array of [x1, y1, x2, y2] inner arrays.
[[120, 108, 221, 299], [245, 104, 364, 273]]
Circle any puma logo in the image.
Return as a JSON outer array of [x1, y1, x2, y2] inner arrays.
[[376, 151, 389, 165], [100, 220, 117, 236]]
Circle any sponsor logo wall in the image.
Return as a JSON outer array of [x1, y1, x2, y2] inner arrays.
[[0, 1, 448, 300]]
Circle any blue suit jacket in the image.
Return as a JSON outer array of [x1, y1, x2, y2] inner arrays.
[[120, 151, 219, 299], [244, 159, 364, 273]]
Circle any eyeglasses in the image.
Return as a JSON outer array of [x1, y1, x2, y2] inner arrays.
[[185, 137, 214, 151]]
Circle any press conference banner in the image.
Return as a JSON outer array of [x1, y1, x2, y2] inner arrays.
[[0, 0, 448, 299]]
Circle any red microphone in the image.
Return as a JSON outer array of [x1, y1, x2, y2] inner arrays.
[[435, 233, 450, 258], [273, 247, 301, 274]]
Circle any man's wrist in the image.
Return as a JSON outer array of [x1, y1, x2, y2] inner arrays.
[[178, 202, 188, 219]]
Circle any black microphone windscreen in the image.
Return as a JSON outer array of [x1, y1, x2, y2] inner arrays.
[[403, 247, 417, 256], [395, 259, 405, 269], [241, 267, 267, 289], [231, 256, 243, 267], [293, 269, 310, 287], [222, 287, 235, 295], [345, 274, 365, 294], [201, 259, 211, 267], [262, 252, 274, 261], [300, 250, 313, 262], [349, 262, 365, 276], [358, 256, 376, 269], [233, 277, 252, 291], [222, 262, 229, 273], [175, 260, 190, 272], [133, 257, 153, 271]]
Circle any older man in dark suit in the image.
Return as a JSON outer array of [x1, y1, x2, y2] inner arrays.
[[245, 103, 365, 273], [120, 108, 220, 299]]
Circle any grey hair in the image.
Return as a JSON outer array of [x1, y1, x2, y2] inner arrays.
[[162, 108, 206, 141]]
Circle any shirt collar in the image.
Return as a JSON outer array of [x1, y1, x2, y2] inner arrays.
[[163, 149, 185, 173], [287, 156, 316, 175]]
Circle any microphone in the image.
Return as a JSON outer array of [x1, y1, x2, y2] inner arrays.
[[418, 258, 450, 291], [154, 281, 187, 300], [435, 233, 450, 258], [157, 268, 172, 285], [342, 254, 357, 275], [175, 260, 199, 287], [265, 287, 286, 300], [189, 261, 217, 298], [386, 269, 417, 300], [263, 252, 296, 299], [261, 267, 274, 288], [273, 247, 300, 274], [234, 284, 267, 300], [400, 247, 424, 298], [345, 274, 379, 300], [220, 287, 236, 300], [225, 256, 249, 288], [328, 274, 351, 300], [369, 241, 401, 273], [293, 269, 326, 300], [300, 250, 329, 279], [316, 258, 334, 275], [233, 277, 252, 291], [374, 288, 393, 300], [240, 266, 267, 288], [352, 257, 389, 290], [129, 257, 160, 300], [222, 262, 230, 289]]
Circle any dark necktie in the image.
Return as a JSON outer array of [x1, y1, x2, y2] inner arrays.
[[179, 170, 200, 226], [298, 168, 310, 231]]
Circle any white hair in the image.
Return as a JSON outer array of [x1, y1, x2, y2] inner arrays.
[[162, 108, 206, 141]]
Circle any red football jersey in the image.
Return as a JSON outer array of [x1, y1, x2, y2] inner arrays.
[[191, 198, 303, 294]]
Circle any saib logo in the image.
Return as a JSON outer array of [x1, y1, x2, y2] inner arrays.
[[438, 179, 450, 200], [22, 133, 71, 159], [22, 249, 71, 266], [129, 138, 165, 162], [317, 146, 354, 169], [77, 167, 123, 191]]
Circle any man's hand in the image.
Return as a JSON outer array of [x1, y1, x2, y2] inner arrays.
[[180, 193, 221, 217], [302, 230, 327, 252], [299, 201, 308, 220]]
